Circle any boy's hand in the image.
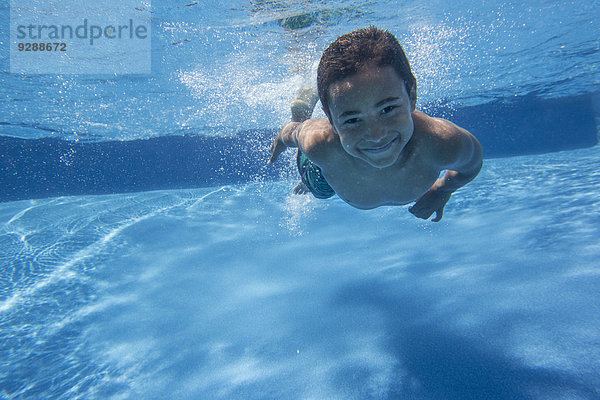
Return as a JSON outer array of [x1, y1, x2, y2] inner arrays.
[[268, 122, 299, 164], [268, 133, 286, 164], [409, 186, 452, 222]]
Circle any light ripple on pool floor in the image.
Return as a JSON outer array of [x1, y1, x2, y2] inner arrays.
[[1, 147, 599, 399]]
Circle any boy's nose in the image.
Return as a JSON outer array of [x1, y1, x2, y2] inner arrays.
[[365, 124, 387, 142]]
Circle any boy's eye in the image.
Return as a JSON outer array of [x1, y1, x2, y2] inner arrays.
[[381, 105, 397, 114], [343, 118, 360, 125]]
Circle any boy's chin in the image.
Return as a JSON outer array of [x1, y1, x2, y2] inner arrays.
[[358, 152, 401, 168]]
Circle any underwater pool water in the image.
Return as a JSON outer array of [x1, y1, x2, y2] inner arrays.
[[1, 0, 600, 399], [1, 147, 600, 399]]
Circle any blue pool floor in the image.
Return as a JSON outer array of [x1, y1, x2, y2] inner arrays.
[[1, 145, 600, 399]]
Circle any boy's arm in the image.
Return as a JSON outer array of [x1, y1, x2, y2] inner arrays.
[[268, 119, 331, 165], [268, 122, 302, 164], [409, 125, 483, 222]]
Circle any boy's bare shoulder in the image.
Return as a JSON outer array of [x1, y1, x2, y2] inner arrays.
[[300, 118, 340, 163], [413, 111, 473, 168]]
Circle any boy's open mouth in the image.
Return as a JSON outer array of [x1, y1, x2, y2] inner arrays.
[[360, 137, 398, 154]]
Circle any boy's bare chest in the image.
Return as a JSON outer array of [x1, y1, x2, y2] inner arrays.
[[323, 156, 440, 209]]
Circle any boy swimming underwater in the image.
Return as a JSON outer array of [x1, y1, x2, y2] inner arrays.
[[268, 26, 483, 222]]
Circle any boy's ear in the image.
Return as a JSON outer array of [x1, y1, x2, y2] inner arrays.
[[409, 85, 417, 111], [322, 105, 336, 130]]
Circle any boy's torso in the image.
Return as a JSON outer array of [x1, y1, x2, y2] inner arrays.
[[311, 115, 444, 209]]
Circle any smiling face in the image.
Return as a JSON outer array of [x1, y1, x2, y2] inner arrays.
[[327, 65, 416, 168]]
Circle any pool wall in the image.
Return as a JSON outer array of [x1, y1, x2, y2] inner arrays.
[[1, 92, 598, 202]]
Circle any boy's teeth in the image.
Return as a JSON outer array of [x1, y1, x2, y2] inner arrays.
[[364, 138, 395, 152]]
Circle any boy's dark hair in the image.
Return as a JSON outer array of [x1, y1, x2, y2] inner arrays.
[[317, 26, 416, 117]]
